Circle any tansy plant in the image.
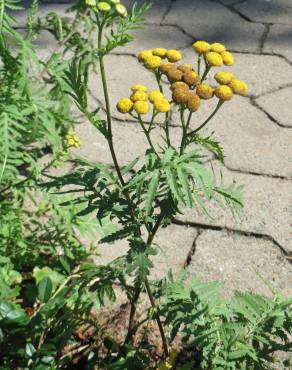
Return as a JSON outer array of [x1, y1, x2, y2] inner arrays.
[[41, 2, 290, 369]]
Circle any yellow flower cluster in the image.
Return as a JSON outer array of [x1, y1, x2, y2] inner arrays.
[[85, 0, 127, 17], [159, 61, 200, 88], [116, 85, 171, 115], [65, 132, 81, 148], [192, 40, 234, 67], [138, 48, 182, 70], [171, 81, 201, 112], [215, 71, 248, 96]]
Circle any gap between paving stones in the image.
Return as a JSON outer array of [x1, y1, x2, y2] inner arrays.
[[172, 218, 290, 259]]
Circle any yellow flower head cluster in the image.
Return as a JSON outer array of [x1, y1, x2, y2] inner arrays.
[[171, 80, 201, 112], [85, 0, 127, 17], [65, 132, 81, 148], [159, 61, 200, 88], [116, 84, 171, 115], [138, 48, 182, 70], [192, 40, 234, 67], [214, 71, 248, 98]]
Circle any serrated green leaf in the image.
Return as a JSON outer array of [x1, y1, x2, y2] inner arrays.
[[145, 169, 160, 216]]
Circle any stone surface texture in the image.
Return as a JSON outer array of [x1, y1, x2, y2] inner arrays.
[[256, 87, 292, 128], [15, 0, 292, 298]]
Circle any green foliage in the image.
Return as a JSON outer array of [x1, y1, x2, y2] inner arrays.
[[160, 276, 292, 369], [0, 0, 290, 368]]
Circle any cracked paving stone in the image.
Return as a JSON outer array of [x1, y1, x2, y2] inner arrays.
[[188, 230, 292, 297], [177, 160, 292, 253], [72, 118, 213, 167], [114, 24, 192, 55], [256, 86, 292, 128], [163, 0, 265, 53], [234, 0, 292, 26], [93, 224, 198, 280], [124, 0, 171, 24], [263, 24, 292, 64], [200, 98, 292, 178]]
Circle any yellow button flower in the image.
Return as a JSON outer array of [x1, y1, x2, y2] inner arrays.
[[187, 92, 201, 112], [159, 62, 176, 74], [152, 48, 167, 58], [166, 49, 182, 62], [131, 84, 147, 92], [138, 50, 153, 62], [183, 70, 200, 86], [206, 51, 223, 66], [172, 88, 189, 104], [214, 71, 235, 85], [115, 4, 127, 17], [170, 81, 189, 91], [192, 40, 211, 54], [215, 85, 233, 101], [134, 101, 149, 114], [196, 83, 214, 99], [221, 51, 234, 66], [65, 132, 81, 148], [143, 55, 162, 69], [116, 98, 134, 113], [154, 98, 171, 113], [210, 42, 226, 53], [229, 79, 248, 96], [148, 90, 164, 103], [177, 63, 193, 73], [130, 91, 148, 102], [167, 68, 183, 82], [97, 1, 111, 11]]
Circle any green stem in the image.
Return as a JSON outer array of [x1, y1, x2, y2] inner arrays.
[[97, 24, 168, 356], [179, 106, 187, 155], [145, 276, 169, 357], [97, 22, 137, 223], [164, 112, 171, 147], [155, 70, 163, 93], [187, 100, 224, 136], [201, 64, 211, 82], [197, 54, 202, 75], [137, 115, 160, 158]]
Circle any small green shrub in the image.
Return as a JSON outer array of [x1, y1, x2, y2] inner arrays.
[[0, 0, 290, 368]]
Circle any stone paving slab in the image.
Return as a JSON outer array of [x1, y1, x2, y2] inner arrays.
[[234, 0, 292, 26], [188, 230, 292, 298], [256, 87, 292, 128], [114, 24, 192, 55], [177, 160, 292, 253], [264, 24, 292, 64], [163, 0, 265, 53], [171, 96, 292, 178]]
